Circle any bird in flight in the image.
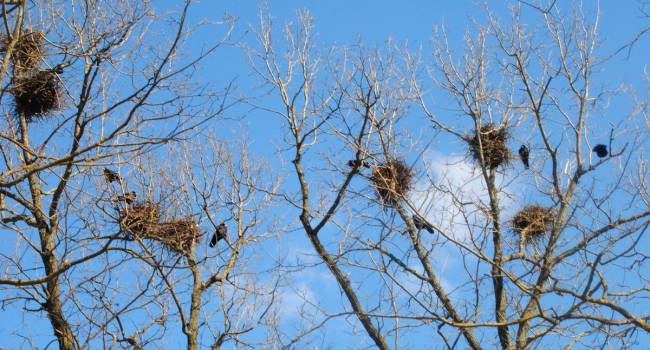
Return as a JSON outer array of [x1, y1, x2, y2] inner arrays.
[[518, 145, 530, 169]]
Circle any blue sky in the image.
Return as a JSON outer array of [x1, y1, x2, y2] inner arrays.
[[187, 0, 649, 153], [1, 0, 649, 349], [179, 1, 650, 348]]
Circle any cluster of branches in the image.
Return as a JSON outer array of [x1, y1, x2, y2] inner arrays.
[[0, 0, 649, 349], [0, 1, 279, 349], [247, 2, 650, 349]]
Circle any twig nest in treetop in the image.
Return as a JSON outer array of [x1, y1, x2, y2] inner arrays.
[[119, 202, 161, 236], [371, 158, 413, 206], [1, 31, 45, 72], [147, 219, 201, 254], [12, 70, 61, 122], [512, 205, 554, 245], [467, 123, 511, 169], [119, 202, 200, 255]]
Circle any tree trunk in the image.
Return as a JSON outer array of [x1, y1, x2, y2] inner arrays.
[[42, 248, 77, 350], [187, 262, 203, 350]]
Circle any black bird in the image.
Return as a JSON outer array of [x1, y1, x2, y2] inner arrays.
[[49, 63, 65, 74], [209, 223, 228, 248], [114, 191, 136, 204], [347, 159, 371, 169], [518, 145, 530, 169], [593, 144, 608, 158], [103, 168, 121, 183], [412, 215, 434, 234]]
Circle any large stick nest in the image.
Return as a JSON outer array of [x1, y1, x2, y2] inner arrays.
[[371, 158, 413, 206], [147, 219, 202, 254], [512, 205, 554, 244], [119, 202, 161, 236], [1, 31, 45, 72], [119, 202, 201, 254], [12, 70, 61, 121], [467, 123, 511, 169]]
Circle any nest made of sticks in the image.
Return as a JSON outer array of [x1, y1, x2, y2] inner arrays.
[[119, 202, 161, 236], [146, 219, 201, 254], [467, 123, 511, 169], [371, 158, 413, 205], [12, 70, 61, 121], [119, 202, 200, 254], [1, 31, 45, 71], [512, 205, 554, 244]]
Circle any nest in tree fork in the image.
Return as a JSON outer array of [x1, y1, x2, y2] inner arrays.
[[119, 202, 200, 254], [146, 219, 201, 254], [119, 202, 161, 237], [467, 123, 511, 169], [371, 158, 413, 205], [512, 205, 554, 244], [12, 70, 61, 121], [1, 31, 45, 71]]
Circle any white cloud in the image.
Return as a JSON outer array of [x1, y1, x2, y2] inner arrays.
[[280, 283, 314, 316], [407, 151, 526, 297], [410, 150, 526, 240], [409, 151, 494, 243]]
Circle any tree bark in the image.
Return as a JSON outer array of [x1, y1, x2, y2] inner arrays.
[[396, 205, 483, 350], [306, 231, 391, 350], [187, 262, 203, 350]]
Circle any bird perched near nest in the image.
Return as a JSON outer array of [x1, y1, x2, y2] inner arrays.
[[114, 191, 136, 204], [412, 215, 434, 233], [48, 63, 65, 74], [210, 222, 228, 248], [518, 145, 530, 169], [103, 168, 121, 183], [593, 144, 608, 158], [347, 159, 371, 169]]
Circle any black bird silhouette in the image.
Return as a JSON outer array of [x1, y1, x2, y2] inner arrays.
[[412, 215, 434, 233], [103, 168, 121, 183], [209, 223, 228, 248], [49, 63, 65, 74], [518, 145, 530, 169], [593, 144, 608, 158], [114, 191, 136, 204], [347, 159, 371, 169]]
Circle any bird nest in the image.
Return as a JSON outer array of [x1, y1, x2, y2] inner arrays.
[[512, 205, 554, 245], [1, 31, 45, 71], [467, 123, 511, 169], [146, 219, 201, 254], [12, 70, 61, 121], [119, 202, 200, 254], [371, 158, 413, 206], [119, 202, 161, 237]]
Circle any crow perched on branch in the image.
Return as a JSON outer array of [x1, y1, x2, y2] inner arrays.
[[347, 159, 371, 169], [48, 63, 65, 74], [412, 215, 434, 233], [518, 145, 530, 169], [593, 144, 608, 158], [210, 223, 228, 248], [113, 191, 136, 204], [103, 168, 121, 183]]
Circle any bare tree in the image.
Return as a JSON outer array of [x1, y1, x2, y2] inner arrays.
[[0, 1, 236, 348], [3, 1, 648, 349], [110, 137, 281, 350], [251, 3, 649, 349], [248, 10, 396, 349]]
